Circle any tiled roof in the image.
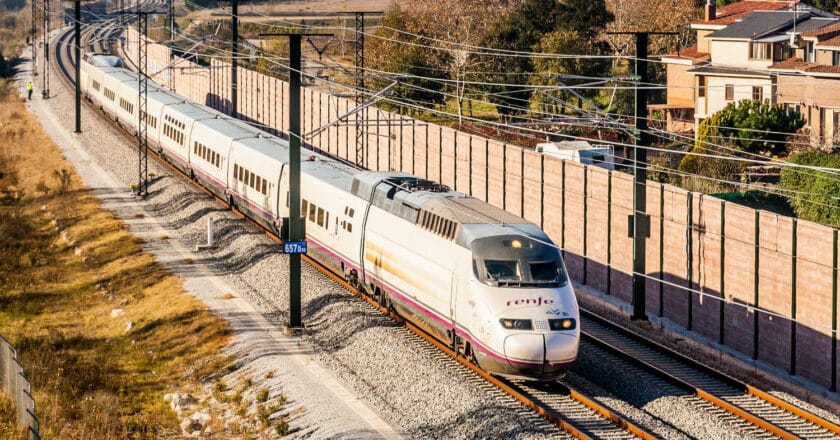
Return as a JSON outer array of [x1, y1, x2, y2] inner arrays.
[[821, 35, 840, 47], [769, 58, 840, 74], [806, 65, 840, 73], [769, 58, 814, 70], [802, 21, 840, 40], [693, 1, 798, 26], [664, 45, 710, 62]]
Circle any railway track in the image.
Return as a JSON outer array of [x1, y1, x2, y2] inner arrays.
[[49, 13, 840, 440], [51, 20, 656, 438], [580, 310, 840, 439]]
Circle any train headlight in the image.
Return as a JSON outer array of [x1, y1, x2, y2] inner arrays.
[[499, 318, 533, 330], [548, 318, 576, 331]]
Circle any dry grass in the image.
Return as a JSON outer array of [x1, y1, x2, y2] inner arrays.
[[0, 395, 27, 440], [0, 83, 231, 438]]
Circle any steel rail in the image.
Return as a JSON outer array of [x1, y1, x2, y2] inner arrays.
[[581, 309, 840, 439]]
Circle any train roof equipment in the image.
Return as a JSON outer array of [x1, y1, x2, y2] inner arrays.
[[350, 171, 544, 247]]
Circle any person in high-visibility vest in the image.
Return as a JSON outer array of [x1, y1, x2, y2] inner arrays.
[[26, 81, 33, 100]]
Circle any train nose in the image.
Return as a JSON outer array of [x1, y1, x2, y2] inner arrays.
[[503, 333, 577, 378], [544, 332, 578, 368], [503, 333, 544, 365]]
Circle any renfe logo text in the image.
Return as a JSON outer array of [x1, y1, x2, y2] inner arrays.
[[507, 297, 554, 307]]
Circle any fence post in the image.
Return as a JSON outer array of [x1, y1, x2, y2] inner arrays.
[[791, 218, 797, 375]]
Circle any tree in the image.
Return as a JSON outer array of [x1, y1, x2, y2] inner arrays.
[[476, 0, 563, 118], [558, 0, 614, 41], [531, 29, 612, 108], [367, 0, 516, 126], [805, 0, 840, 13], [695, 99, 804, 157], [779, 152, 840, 227], [678, 100, 803, 193]]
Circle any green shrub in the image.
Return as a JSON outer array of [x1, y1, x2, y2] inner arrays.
[[779, 152, 840, 227]]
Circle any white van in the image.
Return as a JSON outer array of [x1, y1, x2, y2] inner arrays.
[[535, 141, 615, 170]]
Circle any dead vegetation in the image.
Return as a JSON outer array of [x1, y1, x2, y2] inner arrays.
[[0, 81, 232, 438]]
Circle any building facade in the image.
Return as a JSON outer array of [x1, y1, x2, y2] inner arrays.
[[660, 0, 840, 148]]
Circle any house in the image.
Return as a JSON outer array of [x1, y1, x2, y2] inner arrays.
[[658, 0, 840, 148], [770, 22, 840, 147]]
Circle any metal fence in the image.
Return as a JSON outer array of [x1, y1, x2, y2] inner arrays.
[[0, 334, 39, 440]]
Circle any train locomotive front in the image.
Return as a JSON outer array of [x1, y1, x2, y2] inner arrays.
[[457, 227, 579, 380]]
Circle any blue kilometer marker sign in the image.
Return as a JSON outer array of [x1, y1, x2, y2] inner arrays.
[[283, 241, 308, 254]]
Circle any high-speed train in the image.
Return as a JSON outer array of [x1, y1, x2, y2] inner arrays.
[[80, 53, 580, 380]]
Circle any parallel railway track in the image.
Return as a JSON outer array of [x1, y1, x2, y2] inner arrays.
[[50, 15, 840, 439], [581, 310, 840, 439]]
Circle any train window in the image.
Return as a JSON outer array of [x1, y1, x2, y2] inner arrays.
[[347, 222, 352, 233], [484, 260, 521, 281], [348, 208, 355, 218], [233, 164, 239, 180], [302, 199, 308, 215], [286, 192, 290, 208], [530, 261, 559, 282], [243, 169, 249, 184], [256, 176, 261, 191], [261, 179, 267, 195], [250, 173, 255, 189], [325, 212, 329, 229], [309, 203, 316, 222], [317, 207, 324, 227], [344, 207, 348, 215]]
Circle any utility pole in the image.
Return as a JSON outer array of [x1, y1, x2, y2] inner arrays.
[[339, 11, 367, 168], [354, 12, 365, 168], [137, 12, 149, 196], [608, 31, 676, 321], [260, 32, 331, 331], [168, 0, 174, 41], [74, 0, 81, 133], [31, 0, 37, 77], [42, 0, 50, 99], [231, 0, 238, 117], [123, 9, 166, 196]]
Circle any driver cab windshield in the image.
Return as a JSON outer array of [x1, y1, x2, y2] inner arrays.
[[472, 236, 567, 287]]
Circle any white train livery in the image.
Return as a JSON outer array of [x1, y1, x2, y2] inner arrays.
[[80, 53, 580, 380]]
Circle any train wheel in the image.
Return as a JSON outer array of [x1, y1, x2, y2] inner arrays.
[[465, 343, 477, 365]]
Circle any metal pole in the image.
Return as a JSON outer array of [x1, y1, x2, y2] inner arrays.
[[74, 0, 81, 133], [168, 0, 174, 41], [607, 31, 675, 320], [31, 0, 37, 77], [288, 33, 302, 328], [631, 32, 649, 321], [42, 0, 49, 99], [137, 12, 149, 196], [231, 0, 237, 117], [354, 12, 365, 168]]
